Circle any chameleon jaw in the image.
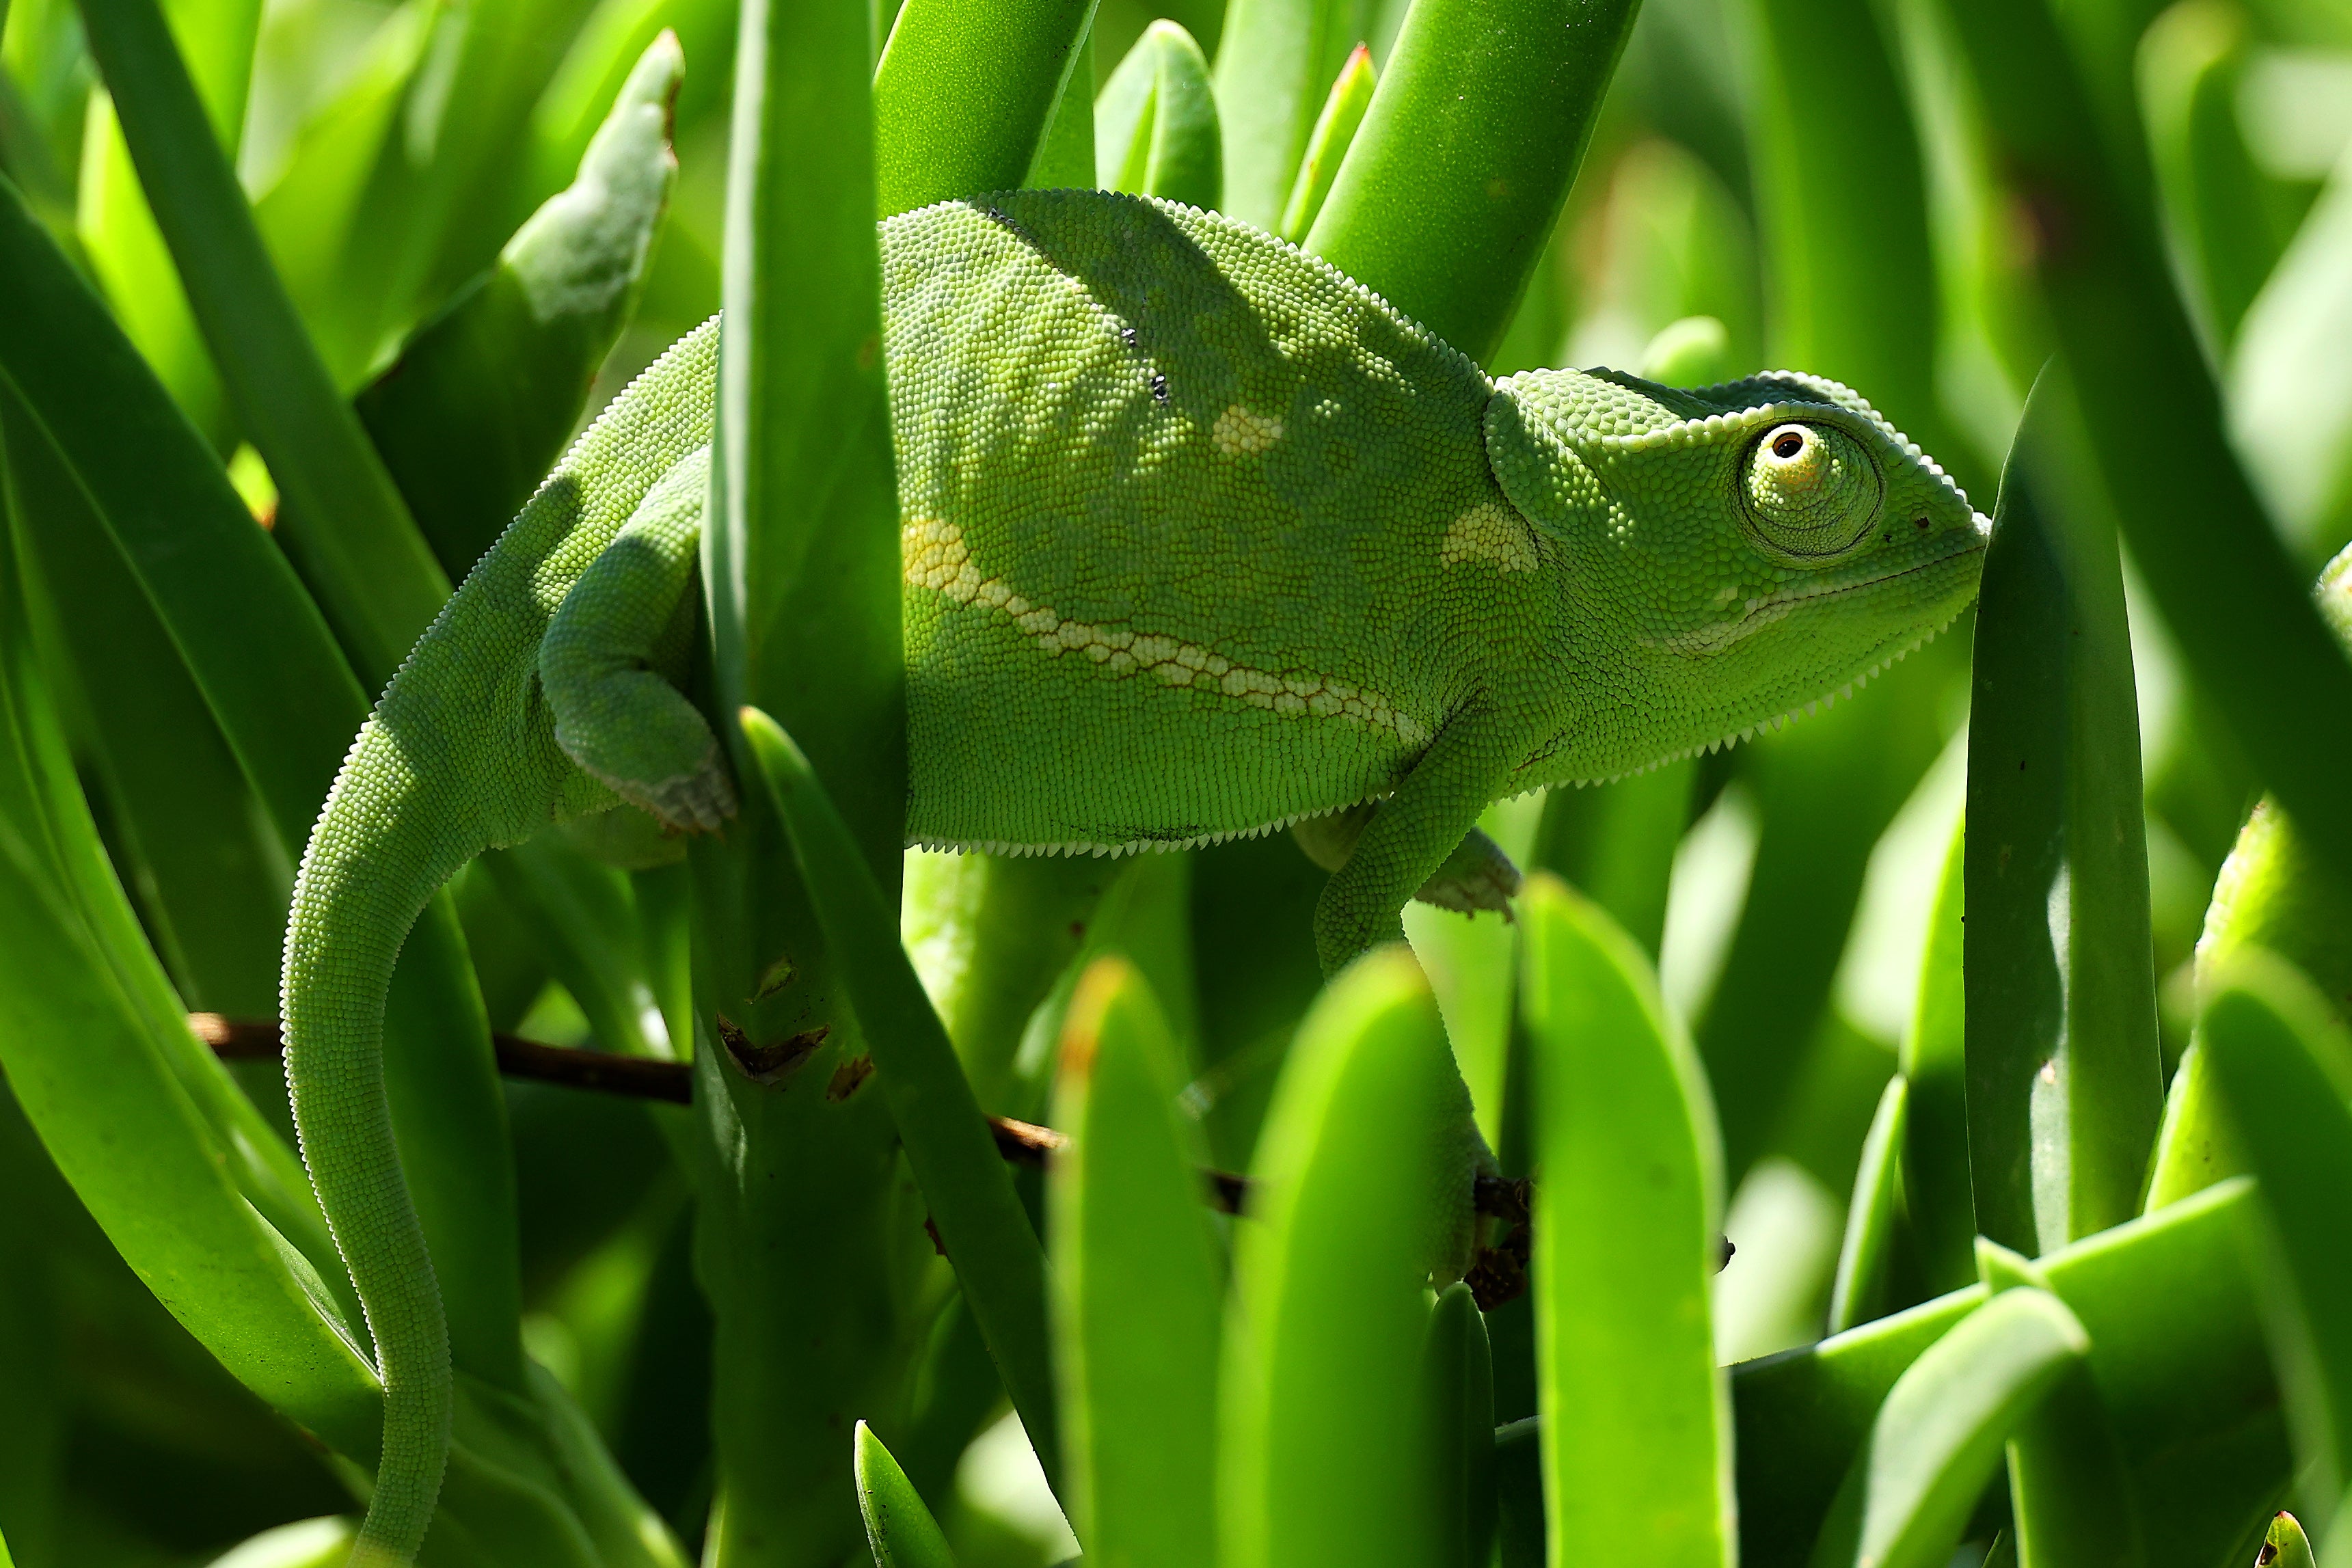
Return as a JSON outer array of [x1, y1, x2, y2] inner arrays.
[[1662, 527, 1990, 655]]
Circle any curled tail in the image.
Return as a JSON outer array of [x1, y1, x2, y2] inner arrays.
[[284, 437, 733, 1567], [282, 736, 478, 1567]]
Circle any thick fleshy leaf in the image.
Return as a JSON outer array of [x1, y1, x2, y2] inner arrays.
[[739, 708, 1059, 1489], [1050, 956, 1219, 1567], [0, 485, 381, 1461], [1278, 43, 1374, 243], [1900, 812, 1973, 1290], [1805, 1288, 2087, 1568], [77, 0, 450, 688], [0, 170, 521, 1391], [1527, 763, 1692, 964], [357, 33, 683, 582], [1965, 368, 2163, 1254], [1303, 0, 1640, 364], [1217, 945, 1453, 1568], [871, 0, 1098, 217], [1733, 1176, 2271, 1563], [2198, 950, 2352, 1524], [1212, 0, 1373, 232], [1974, 1242, 2145, 1568], [1094, 19, 1219, 209], [1519, 874, 1731, 1567], [1421, 1282, 1498, 1568], [1945, 0, 2352, 897], [856, 1422, 960, 1568], [686, 0, 925, 1555], [1828, 1075, 1907, 1335]]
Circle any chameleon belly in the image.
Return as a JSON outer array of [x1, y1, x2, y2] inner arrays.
[[882, 191, 1526, 854]]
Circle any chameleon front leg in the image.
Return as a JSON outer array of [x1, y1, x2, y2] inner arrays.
[[1312, 699, 1531, 975], [539, 444, 737, 833]]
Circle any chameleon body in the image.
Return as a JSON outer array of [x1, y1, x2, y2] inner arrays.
[[282, 189, 1988, 1564]]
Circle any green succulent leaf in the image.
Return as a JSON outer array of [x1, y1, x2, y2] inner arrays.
[[1806, 1287, 2089, 1568]]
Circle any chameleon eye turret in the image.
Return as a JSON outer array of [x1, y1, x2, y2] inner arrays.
[[1740, 420, 1882, 560]]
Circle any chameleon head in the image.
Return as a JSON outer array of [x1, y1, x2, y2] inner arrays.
[[1485, 366, 1990, 784]]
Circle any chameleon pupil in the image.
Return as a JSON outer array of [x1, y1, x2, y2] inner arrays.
[[1773, 432, 1804, 459]]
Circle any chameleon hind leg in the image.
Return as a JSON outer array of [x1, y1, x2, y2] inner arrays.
[[1311, 699, 1531, 975], [1293, 806, 1522, 917], [540, 444, 736, 833]]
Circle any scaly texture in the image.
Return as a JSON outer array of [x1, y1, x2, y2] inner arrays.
[[281, 323, 722, 1566], [284, 189, 1988, 1563]]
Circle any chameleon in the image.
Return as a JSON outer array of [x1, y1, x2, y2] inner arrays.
[[280, 187, 1990, 1563]]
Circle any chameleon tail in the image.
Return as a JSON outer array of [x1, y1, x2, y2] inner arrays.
[[282, 732, 476, 1567]]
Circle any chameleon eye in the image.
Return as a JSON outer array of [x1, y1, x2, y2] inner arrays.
[[1741, 421, 1881, 559]]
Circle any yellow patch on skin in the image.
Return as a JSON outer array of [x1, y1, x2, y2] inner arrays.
[[1211, 404, 1283, 457], [901, 517, 1428, 745], [1439, 501, 1538, 573]]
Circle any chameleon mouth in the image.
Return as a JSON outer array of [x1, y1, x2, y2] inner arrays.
[[1528, 604, 1970, 798], [1664, 526, 1988, 655]]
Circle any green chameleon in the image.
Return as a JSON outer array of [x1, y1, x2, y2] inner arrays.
[[282, 189, 1988, 1563]]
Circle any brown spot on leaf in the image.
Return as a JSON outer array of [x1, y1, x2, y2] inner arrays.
[[826, 1053, 876, 1102], [720, 1015, 828, 1085]]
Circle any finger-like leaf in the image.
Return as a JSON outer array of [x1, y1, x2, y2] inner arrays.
[[1217, 945, 1453, 1568], [0, 487, 382, 1462], [871, 0, 1098, 217], [1518, 873, 1731, 1568], [1094, 20, 1219, 210], [739, 708, 1059, 1489], [1304, 0, 1640, 364], [1050, 956, 1220, 1568], [0, 168, 524, 1393], [1828, 1076, 1908, 1335], [199, 1516, 356, 1567], [1493, 1416, 1541, 1568], [0, 176, 364, 843], [1278, 43, 1373, 243], [2198, 950, 2352, 1525], [688, 1, 921, 1556], [1806, 1287, 2088, 1568], [77, 0, 450, 688], [1213, 0, 1370, 232], [1974, 1241, 2146, 1568], [1024, 20, 1096, 190], [856, 1421, 960, 1568], [1945, 0, 2352, 897], [1901, 812, 1975, 1290], [2, 387, 283, 1019], [2266, 1512, 2319, 1568], [1965, 368, 2163, 1253], [1420, 1282, 1498, 1568], [358, 32, 683, 582], [904, 851, 1121, 1109], [1734, 1175, 2270, 1563]]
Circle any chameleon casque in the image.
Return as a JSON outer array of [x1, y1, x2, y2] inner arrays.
[[282, 189, 1990, 1563]]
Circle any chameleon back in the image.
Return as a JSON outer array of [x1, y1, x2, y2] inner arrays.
[[883, 191, 1542, 856]]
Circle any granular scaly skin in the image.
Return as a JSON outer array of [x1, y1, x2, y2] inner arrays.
[[283, 189, 1988, 1564]]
